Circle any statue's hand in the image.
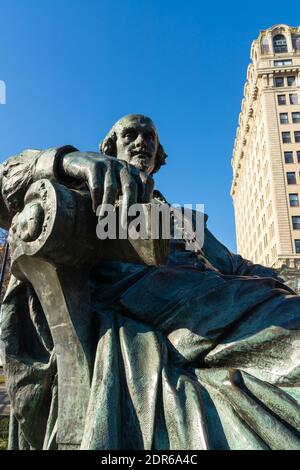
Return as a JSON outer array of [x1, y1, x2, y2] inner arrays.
[[60, 151, 154, 213]]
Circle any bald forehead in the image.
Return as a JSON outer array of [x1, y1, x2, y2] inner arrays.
[[113, 115, 157, 135]]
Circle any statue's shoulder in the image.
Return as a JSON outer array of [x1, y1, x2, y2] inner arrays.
[[18, 149, 41, 157], [3, 148, 41, 162]]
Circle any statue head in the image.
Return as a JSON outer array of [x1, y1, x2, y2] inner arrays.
[[100, 114, 167, 175]]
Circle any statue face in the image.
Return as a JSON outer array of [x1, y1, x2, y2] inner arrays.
[[114, 115, 158, 174]]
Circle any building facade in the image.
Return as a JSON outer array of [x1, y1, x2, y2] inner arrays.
[[231, 24, 300, 291]]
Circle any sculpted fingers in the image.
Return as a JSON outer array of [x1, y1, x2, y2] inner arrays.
[[119, 164, 138, 228], [130, 168, 145, 202], [139, 172, 154, 203], [99, 161, 118, 218], [86, 164, 104, 212], [129, 166, 154, 203]]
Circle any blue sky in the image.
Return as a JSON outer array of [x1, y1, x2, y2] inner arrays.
[[0, 0, 299, 251]]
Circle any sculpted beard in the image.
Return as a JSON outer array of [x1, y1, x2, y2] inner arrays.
[[128, 149, 152, 172], [130, 154, 150, 171]]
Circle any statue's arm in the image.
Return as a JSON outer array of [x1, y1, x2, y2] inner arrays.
[[0, 146, 78, 230], [203, 226, 282, 280], [0, 145, 153, 231]]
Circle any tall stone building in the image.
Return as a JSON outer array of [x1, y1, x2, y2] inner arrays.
[[231, 24, 300, 292]]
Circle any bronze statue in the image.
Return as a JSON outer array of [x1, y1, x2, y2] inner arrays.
[[0, 114, 300, 450]]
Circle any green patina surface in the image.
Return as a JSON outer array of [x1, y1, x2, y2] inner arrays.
[[0, 115, 299, 450]]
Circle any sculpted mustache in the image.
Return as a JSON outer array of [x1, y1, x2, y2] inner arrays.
[[130, 150, 151, 158]]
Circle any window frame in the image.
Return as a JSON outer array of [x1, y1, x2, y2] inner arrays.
[[295, 131, 300, 143], [292, 216, 300, 230], [292, 112, 300, 124], [273, 34, 288, 54], [284, 151, 294, 163], [287, 172, 297, 184], [282, 131, 291, 143], [289, 193, 299, 207], [280, 112, 289, 124], [274, 59, 292, 67], [287, 76, 296, 87], [275, 76, 284, 87], [277, 94, 286, 105], [290, 93, 298, 105]]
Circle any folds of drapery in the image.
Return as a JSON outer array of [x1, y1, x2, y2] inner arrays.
[[1, 264, 300, 450], [80, 304, 300, 450], [0, 275, 56, 449], [73, 264, 300, 450]]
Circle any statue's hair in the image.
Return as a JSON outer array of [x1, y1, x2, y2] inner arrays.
[[99, 116, 168, 174]]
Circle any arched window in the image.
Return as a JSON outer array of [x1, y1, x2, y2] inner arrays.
[[273, 34, 287, 53]]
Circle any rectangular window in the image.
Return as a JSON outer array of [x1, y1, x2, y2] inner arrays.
[[295, 240, 300, 253], [282, 131, 291, 143], [290, 93, 298, 105], [287, 172, 296, 184], [295, 131, 300, 143], [275, 77, 284, 87], [277, 94, 286, 105], [289, 193, 299, 206], [284, 151, 294, 163], [280, 113, 289, 124], [292, 216, 300, 230], [297, 151, 300, 163], [274, 59, 292, 67], [292, 112, 300, 123], [288, 76, 296, 86], [292, 35, 300, 51]]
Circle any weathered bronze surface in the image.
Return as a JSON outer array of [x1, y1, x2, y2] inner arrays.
[[0, 115, 300, 450]]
